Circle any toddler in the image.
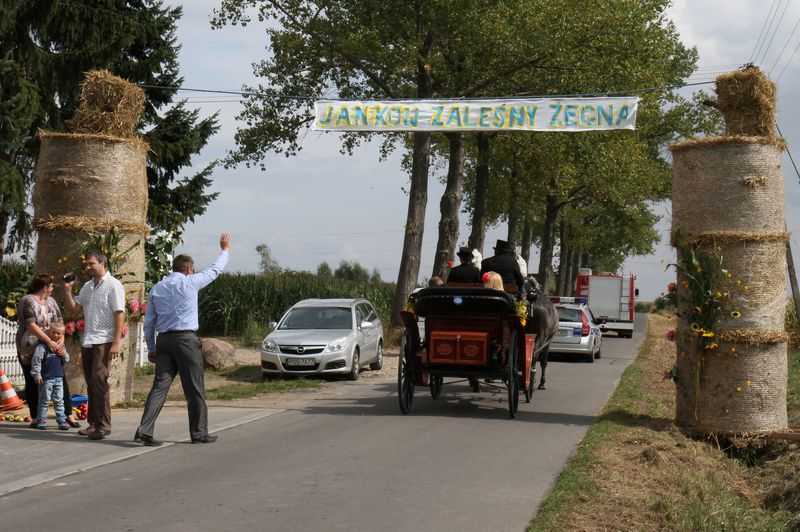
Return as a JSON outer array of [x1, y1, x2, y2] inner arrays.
[[30, 320, 70, 430]]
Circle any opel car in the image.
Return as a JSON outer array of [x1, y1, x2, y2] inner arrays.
[[260, 298, 384, 379]]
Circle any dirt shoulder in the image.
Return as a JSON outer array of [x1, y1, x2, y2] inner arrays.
[[129, 346, 399, 409]]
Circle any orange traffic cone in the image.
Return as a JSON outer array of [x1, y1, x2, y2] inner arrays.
[[0, 367, 26, 411]]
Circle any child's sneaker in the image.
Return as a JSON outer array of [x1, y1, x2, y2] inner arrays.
[[36, 420, 47, 430], [58, 421, 70, 431]]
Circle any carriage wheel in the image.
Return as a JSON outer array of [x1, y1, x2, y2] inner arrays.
[[430, 375, 443, 399], [506, 331, 520, 418], [398, 331, 415, 414]]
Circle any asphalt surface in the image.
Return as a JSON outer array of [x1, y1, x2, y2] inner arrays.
[[0, 315, 645, 531]]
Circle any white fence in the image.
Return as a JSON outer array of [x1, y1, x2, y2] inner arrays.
[[0, 316, 149, 388], [0, 315, 23, 386]]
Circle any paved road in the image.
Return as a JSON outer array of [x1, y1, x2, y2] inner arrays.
[[0, 316, 645, 531]]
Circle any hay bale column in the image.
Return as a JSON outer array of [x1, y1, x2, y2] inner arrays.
[[669, 67, 788, 436], [33, 71, 148, 404]]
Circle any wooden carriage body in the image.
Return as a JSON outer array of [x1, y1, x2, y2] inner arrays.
[[398, 287, 537, 418]]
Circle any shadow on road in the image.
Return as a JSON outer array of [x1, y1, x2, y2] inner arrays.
[[295, 381, 597, 426]]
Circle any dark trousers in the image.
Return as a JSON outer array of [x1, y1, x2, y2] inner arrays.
[[137, 332, 208, 440], [19, 355, 72, 419], [81, 343, 112, 433]]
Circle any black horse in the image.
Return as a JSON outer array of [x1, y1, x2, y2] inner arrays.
[[524, 278, 558, 390]]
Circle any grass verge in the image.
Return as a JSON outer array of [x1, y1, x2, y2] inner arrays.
[[529, 313, 799, 531]]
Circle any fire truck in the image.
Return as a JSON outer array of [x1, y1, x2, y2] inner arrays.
[[574, 269, 637, 338]]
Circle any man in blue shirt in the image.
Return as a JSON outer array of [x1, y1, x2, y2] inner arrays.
[[134, 233, 231, 445]]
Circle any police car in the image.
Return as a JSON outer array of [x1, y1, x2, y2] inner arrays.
[[549, 296, 603, 363]]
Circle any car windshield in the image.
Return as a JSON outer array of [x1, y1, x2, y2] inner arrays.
[[557, 307, 582, 323], [279, 307, 353, 330]]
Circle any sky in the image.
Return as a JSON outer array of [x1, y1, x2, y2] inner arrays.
[[166, 0, 800, 301]]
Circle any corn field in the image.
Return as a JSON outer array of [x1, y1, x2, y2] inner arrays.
[[198, 272, 395, 336]]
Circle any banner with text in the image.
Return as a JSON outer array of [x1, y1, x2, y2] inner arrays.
[[312, 97, 639, 132]]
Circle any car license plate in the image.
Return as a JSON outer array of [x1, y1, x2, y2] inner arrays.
[[557, 328, 571, 337], [285, 357, 315, 366]]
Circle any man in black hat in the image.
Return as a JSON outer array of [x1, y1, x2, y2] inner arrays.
[[481, 239, 524, 290], [447, 247, 482, 284]]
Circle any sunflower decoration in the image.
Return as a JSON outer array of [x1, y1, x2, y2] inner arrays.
[[668, 229, 745, 352]]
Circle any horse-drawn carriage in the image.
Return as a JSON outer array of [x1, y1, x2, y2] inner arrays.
[[397, 286, 540, 418]]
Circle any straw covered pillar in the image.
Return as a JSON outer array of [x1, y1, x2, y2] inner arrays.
[[33, 70, 148, 404], [669, 67, 788, 436]]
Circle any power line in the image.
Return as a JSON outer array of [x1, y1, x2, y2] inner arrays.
[[757, 0, 791, 65], [775, 38, 800, 81], [769, 13, 800, 73], [140, 78, 721, 102], [751, 0, 781, 63]]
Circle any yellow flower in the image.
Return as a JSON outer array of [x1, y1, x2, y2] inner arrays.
[[730, 347, 737, 354], [727, 272, 733, 278], [702, 330, 716, 338], [730, 311, 741, 319], [743, 286, 749, 292], [5, 305, 16, 318], [693, 306, 703, 314], [696, 266, 702, 273], [746, 380, 751, 387], [682, 281, 689, 288], [736, 279, 741, 285], [736, 386, 742, 392], [715, 291, 722, 298], [704, 342, 719, 350]]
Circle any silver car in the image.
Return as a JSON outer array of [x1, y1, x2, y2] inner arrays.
[[260, 298, 384, 379], [549, 298, 603, 363]]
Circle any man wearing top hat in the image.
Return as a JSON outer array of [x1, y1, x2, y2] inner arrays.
[[481, 239, 525, 290], [447, 247, 482, 284]]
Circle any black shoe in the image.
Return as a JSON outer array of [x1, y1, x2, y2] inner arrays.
[[134, 431, 161, 447], [191, 435, 217, 444], [87, 429, 110, 440]]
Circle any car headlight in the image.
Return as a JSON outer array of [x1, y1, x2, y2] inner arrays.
[[326, 336, 349, 352], [261, 338, 279, 353]]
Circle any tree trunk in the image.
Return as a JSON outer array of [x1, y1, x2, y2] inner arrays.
[[787, 240, 800, 326], [468, 133, 490, 255], [431, 132, 464, 280], [506, 156, 520, 247], [537, 194, 559, 292], [556, 218, 568, 295], [391, 131, 432, 326], [520, 222, 533, 265], [565, 247, 579, 295], [0, 211, 8, 265]]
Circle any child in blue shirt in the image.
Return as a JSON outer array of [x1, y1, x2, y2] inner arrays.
[[30, 320, 69, 430]]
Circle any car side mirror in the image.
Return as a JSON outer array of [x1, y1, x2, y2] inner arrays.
[[360, 320, 372, 329], [634, 288, 639, 298], [597, 318, 607, 325], [268, 321, 277, 330]]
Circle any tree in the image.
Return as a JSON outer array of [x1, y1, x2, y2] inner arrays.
[[256, 243, 282, 275], [316, 261, 332, 278], [0, 1, 219, 280], [333, 260, 370, 283]]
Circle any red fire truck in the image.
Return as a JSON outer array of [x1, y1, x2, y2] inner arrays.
[[574, 270, 637, 338]]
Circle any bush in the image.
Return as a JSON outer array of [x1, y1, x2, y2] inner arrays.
[[198, 271, 395, 336], [635, 301, 654, 313], [0, 258, 34, 318]]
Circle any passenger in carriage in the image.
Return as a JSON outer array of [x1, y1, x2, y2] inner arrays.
[[480, 239, 524, 290], [482, 271, 504, 290], [446, 247, 481, 284]]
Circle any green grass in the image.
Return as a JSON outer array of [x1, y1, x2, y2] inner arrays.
[[528, 321, 796, 531], [788, 349, 800, 426]]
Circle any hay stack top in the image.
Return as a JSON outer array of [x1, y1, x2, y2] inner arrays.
[[66, 69, 146, 138], [715, 66, 777, 139]]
